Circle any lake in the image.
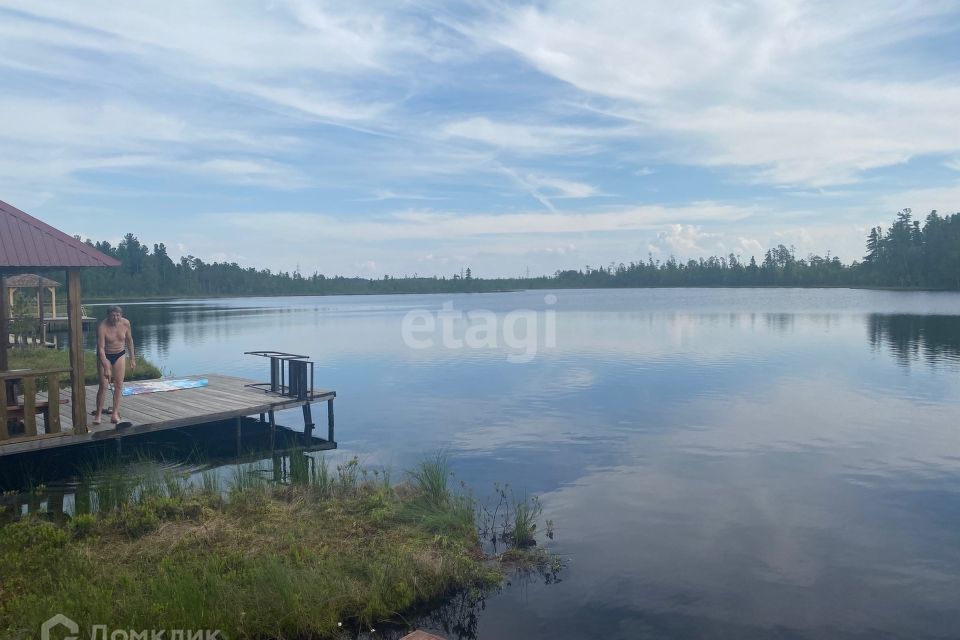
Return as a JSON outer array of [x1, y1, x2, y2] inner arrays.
[[100, 288, 960, 639]]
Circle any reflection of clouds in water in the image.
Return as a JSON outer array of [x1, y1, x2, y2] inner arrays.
[[553, 366, 597, 390], [666, 377, 960, 477], [480, 368, 960, 637], [526, 426, 960, 637], [449, 415, 586, 454]]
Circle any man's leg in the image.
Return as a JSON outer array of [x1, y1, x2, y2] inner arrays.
[[95, 362, 108, 425], [111, 357, 126, 423]]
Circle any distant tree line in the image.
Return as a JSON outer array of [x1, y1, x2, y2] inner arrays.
[[75, 209, 960, 298]]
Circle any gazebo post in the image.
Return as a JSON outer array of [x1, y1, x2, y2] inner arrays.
[[67, 268, 88, 433], [0, 273, 8, 371], [36, 276, 45, 345]]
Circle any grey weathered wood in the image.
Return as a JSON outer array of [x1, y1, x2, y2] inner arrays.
[[0, 367, 71, 380], [302, 403, 314, 438], [269, 408, 276, 450], [67, 268, 87, 433], [328, 398, 335, 443], [0, 377, 8, 440], [21, 376, 37, 436], [0, 274, 7, 372], [45, 372, 61, 434], [0, 374, 337, 457]]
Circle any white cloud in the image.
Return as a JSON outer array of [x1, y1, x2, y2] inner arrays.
[[357, 260, 378, 272], [471, 0, 960, 187], [195, 158, 308, 189], [650, 224, 717, 255], [440, 117, 613, 154], [878, 183, 960, 216], [364, 190, 448, 202], [737, 237, 765, 256], [524, 175, 597, 199], [217, 202, 753, 242]]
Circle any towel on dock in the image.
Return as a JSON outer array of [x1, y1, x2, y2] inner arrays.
[[119, 378, 209, 397]]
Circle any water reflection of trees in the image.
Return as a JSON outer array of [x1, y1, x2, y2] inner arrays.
[[75, 303, 292, 357], [867, 314, 960, 366]]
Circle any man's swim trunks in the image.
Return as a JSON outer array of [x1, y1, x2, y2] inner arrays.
[[104, 350, 126, 365]]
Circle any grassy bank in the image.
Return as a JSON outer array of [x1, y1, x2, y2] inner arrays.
[[7, 347, 162, 387], [0, 455, 555, 639]]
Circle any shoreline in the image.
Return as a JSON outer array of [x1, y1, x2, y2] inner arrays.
[[82, 283, 960, 304], [0, 455, 559, 639]]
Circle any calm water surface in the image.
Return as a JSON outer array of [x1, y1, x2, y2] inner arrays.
[[104, 289, 960, 639]]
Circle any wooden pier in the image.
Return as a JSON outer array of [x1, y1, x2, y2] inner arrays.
[[0, 373, 336, 458]]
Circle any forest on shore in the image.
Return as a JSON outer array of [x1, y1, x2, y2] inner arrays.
[[75, 208, 960, 297]]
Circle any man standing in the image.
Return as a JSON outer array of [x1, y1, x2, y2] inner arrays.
[[95, 305, 136, 425]]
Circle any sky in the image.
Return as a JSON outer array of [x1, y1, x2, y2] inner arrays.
[[1, 0, 959, 278]]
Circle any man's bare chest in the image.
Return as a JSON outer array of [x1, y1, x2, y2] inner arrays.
[[102, 323, 127, 343]]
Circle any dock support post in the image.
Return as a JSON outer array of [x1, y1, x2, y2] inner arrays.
[[302, 403, 314, 441], [235, 417, 242, 455], [327, 398, 335, 443], [48, 491, 64, 515], [268, 409, 276, 451]]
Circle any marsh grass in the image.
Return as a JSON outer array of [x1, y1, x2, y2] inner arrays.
[[230, 460, 269, 493], [478, 484, 553, 553], [0, 453, 560, 638], [288, 451, 311, 486], [309, 455, 332, 497], [510, 494, 542, 548], [200, 469, 222, 495]]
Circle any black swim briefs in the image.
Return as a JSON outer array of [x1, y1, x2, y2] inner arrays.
[[104, 350, 126, 366]]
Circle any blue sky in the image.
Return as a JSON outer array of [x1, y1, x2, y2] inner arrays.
[[1, 1, 959, 278]]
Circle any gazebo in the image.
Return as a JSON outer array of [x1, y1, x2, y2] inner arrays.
[[0, 199, 120, 438], [6, 273, 60, 346], [6, 273, 60, 319]]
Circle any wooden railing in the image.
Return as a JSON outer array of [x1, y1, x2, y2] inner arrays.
[[0, 367, 71, 441]]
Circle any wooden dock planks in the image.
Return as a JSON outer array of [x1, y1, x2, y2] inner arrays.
[[0, 373, 335, 456]]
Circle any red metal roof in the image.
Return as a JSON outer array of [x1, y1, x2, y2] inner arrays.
[[0, 200, 120, 268]]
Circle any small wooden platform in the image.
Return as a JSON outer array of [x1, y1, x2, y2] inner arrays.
[[0, 373, 335, 457], [43, 315, 98, 328]]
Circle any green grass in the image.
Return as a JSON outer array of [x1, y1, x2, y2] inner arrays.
[[401, 454, 476, 542], [7, 347, 162, 388], [0, 455, 552, 639], [510, 494, 542, 548]]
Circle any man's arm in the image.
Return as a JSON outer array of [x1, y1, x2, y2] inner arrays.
[[97, 323, 109, 370], [125, 319, 136, 368]]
